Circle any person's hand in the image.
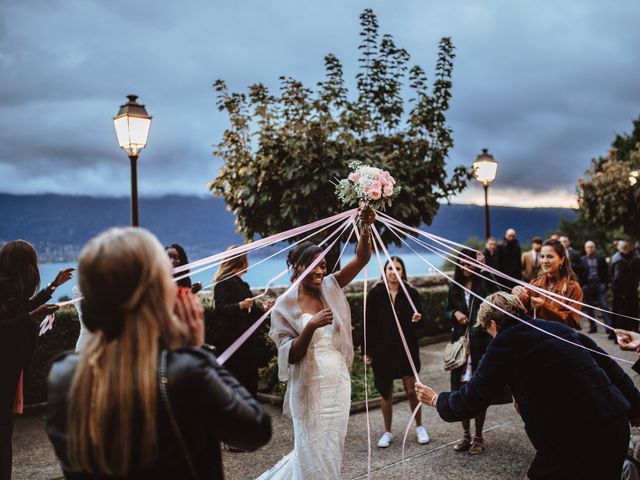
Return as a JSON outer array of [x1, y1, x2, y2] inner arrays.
[[615, 329, 640, 352], [262, 297, 275, 310], [454, 311, 469, 326], [309, 308, 333, 329], [530, 295, 545, 309], [239, 298, 255, 311], [52, 268, 75, 287], [364, 355, 373, 365], [476, 251, 486, 264], [358, 205, 376, 226], [190, 282, 203, 294], [512, 286, 530, 305], [415, 381, 438, 406], [412, 312, 422, 323], [174, 287, 205, 346], [29, 303, 59, 319]]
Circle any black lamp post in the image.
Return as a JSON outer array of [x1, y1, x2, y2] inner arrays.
[[113, 95, 152, 227], [472, 148, 498, 240]]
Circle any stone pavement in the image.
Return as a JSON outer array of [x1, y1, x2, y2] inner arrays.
[[12, 321, 640, 479]]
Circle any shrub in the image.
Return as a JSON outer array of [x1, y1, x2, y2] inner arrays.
[[25, 285, 449, 405]]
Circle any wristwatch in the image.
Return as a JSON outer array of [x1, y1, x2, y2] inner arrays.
[[47, 282, 57, 292]]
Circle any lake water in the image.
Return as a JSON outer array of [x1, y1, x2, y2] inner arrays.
[[40, 251, 446, 302]]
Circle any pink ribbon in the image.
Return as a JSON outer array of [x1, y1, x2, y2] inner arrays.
[[173, 209, 357, 275], [217, 214, 356, 365], [380, 215, 640, 327], [380, 216, 634, 365]]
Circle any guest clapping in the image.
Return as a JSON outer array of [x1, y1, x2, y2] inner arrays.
[[46, 228, 271, 479], [0, 240, 71, 480], [417, 292, 640, 480]]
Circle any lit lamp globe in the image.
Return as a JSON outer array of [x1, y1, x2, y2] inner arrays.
[[113, 95, 152, 157], [473, 148, 498, 186], [113, 95, 152, 227]]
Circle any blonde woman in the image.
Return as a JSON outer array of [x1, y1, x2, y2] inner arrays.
[[46, 228, 271, 479], [213, 247, 273, 397]]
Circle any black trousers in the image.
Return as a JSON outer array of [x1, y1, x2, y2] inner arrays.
[[528, 413, 630, 480], [0, 413, 13, 480]]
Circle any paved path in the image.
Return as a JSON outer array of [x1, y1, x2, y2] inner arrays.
[[13, 322, 639, 479]]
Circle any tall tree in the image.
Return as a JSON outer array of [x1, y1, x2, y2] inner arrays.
[[577, 117, 640, 240], [210, 9, 471, 245]]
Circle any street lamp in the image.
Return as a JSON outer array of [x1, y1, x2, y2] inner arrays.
[[472, 148, 498, 240], [113, 95, 152, 227]]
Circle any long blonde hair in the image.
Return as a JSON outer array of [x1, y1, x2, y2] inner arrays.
[[67, 228, 189, 474], [214, 245, 248, 282]]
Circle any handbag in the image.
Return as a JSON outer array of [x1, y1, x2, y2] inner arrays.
[[443, 325, 469, 371], [158, 349, 199, 480]]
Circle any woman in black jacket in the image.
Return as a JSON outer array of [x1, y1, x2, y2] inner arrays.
[[365, 257, 428, 448], [417, 292, 640, 480], [213, 248, 273, 397], [165, 243, 202, 294], [445, 248, 501, 455], [46, 228, 271, 479], [0, 240, 71, 480]]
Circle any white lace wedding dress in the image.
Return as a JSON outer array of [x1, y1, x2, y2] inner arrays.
[[257, 310, 351, 480]]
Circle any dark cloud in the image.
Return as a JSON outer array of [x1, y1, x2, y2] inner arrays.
[[1, 0, 639, 205]]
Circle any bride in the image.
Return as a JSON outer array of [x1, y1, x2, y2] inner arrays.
[[258, 207, 374, 480]]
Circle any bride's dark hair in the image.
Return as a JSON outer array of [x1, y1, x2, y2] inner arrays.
[[287, 241, 323, 281]]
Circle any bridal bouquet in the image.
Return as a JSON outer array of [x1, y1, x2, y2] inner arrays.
[[335, 161, 400, 211]]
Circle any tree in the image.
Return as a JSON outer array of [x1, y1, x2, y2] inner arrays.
[[210, 9, 471, 246], [577, 116, 640, 240]]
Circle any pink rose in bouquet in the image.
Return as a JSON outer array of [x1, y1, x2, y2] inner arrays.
[[335, 161, 401, 213]]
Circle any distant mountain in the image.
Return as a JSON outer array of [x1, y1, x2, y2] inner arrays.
[[0, 193, 575, 262]]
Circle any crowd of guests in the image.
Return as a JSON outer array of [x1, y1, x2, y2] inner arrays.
[[484, 229, 640, 337], [1, 217, 640, 479]]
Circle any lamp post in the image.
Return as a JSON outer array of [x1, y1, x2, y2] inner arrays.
[[472, 148, 498, 240], [113, 95, 152, 227]]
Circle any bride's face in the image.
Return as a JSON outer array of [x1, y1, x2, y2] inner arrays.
[[299, 253, 327, 291]]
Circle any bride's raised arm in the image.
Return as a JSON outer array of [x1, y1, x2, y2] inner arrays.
[[334, 206, 375, 288]]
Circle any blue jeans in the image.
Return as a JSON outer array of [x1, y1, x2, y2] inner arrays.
[[582, 282, 612, 331]]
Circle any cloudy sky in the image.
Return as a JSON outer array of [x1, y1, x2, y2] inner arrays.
[[1, 0, 638, 207]]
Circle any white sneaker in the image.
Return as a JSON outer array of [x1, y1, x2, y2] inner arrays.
[[377, 432, 393, 448], [416, 426, 430, 444]]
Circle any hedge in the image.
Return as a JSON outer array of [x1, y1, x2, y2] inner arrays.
[[25, 285, 450, 405]]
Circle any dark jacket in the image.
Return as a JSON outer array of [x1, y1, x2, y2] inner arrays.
[[436, 315, 640, 453], [365, 282, 423, 395], [46, 347, 271, 479], [483, 248, 499, 271], [579, 254, 609, 288], [497, 239, 522, 287], [446, 275, 497, 389], [567, 247, 585, 280], [0, 288, 52, 420], [213, 277, 264, 376], [610, 252, 640, 317]]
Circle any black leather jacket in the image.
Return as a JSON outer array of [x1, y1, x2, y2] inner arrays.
[[46, 347, 272, 479]]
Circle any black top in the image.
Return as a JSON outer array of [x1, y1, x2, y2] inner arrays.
[[213, 276, 264, 375], [483, 248, 499, 271], [365, 282, 424, 395], [497, 239, 522, 286], [46, 347, 272, 479], [436, 315, 640, 453], [0, 288, 52, 417], [446, 275, 497, 376], [579, 254, 609, 287]]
